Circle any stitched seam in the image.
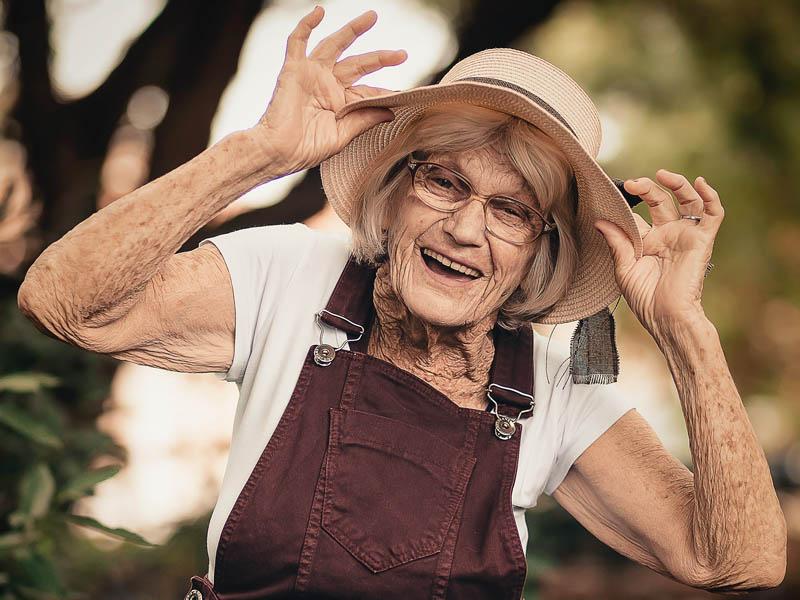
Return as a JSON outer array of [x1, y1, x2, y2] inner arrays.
[[499, 429, 529, 598], [295, 407, 338, 591]]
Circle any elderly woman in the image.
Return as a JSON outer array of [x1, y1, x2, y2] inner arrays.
[[18, 7, 786, 600]]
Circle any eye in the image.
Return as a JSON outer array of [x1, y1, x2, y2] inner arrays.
[[422, 165, 466, 195], [491, 198, 528, 220]]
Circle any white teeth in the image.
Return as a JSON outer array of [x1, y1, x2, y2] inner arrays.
[[421, 248, 482, 278]]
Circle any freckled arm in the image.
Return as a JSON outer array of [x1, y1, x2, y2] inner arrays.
[[17, 130, 275, 371], [653, 316, 787, 591], [553, 316, 787, 593]]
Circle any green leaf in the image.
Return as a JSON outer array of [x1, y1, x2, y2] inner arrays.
[[10, 464, 56, 528], [16, 587, 62, 600], [0, 373, 60, 394], [0, 532, 28, 550], [12, 549, 63, 595], [0, 405, 63, 449], [66, 515, 156, 547], [56, 465, 121, 503]]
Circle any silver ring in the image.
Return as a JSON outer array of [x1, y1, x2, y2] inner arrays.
[[681, 215, 702, 222]]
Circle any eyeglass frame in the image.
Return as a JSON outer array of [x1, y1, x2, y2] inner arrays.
[[405, 155, 557, 246]]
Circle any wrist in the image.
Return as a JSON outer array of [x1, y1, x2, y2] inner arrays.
[[239, 125, 300, 182], [651, 310, 718, 354], [214, 129, 287, 191]]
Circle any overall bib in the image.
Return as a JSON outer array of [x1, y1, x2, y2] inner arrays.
[[185, 256, 536, 599]]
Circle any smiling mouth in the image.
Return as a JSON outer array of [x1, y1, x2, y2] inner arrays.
[[420, 247, 483, 281]]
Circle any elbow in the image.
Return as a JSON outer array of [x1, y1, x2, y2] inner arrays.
[[689, 564, 786, 594], [684, 544, 787, 593], [680, 507, 788, 593], [18, 270, 84, 345]]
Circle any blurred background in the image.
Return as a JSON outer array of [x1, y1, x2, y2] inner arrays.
[[0, 0, 798, 598]]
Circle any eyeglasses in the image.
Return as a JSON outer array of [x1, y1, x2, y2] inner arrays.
[[406, 155, 557, 246]]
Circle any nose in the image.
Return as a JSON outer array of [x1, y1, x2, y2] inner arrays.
[[441, 198, 486, 246]]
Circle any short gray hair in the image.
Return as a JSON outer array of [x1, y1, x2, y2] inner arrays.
[[348, 103, 578, 329]]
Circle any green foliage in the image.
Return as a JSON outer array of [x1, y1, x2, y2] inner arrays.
[[0, 296, 154, 599]]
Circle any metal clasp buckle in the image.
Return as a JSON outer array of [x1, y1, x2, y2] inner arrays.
[[486, 383, 535, 440], [313, 310, 365, 366]]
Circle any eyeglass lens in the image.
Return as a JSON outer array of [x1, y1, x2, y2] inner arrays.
[[414, 163, 545, 243]]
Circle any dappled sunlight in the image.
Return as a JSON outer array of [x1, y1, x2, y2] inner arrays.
[[75, 363, 237, 545], [48, 0, 167, 99]]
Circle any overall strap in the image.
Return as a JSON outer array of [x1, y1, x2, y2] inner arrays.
[[318, 255, 376, 354], [487, 324, 535, 418]]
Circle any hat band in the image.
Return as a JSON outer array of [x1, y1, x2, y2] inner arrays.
[[454, 76, 578, 138]]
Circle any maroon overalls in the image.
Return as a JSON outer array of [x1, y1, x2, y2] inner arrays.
[[185, 257, 536, 599]]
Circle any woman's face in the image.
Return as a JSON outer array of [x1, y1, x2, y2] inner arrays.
[[386, 145, 539, 328]]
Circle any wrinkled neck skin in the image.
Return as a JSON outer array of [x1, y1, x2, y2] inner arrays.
[[367, 261, 496, 410]]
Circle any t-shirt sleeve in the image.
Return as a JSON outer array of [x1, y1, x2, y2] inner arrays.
[[543, 380, 637, 496], [198, 223, 316, 384]]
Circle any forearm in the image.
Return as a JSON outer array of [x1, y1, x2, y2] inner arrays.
[[653, 315, 787, 589], [18, 129, 272, 334]]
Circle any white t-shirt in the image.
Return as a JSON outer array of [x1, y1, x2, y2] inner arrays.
[[199, 223, 636, 584]]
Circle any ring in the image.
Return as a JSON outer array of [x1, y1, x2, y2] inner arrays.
[[705, 262, 714, 278], [681, 215, 702, 222]]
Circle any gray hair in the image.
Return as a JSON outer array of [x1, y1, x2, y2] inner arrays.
[[348, 103, 578, 329]]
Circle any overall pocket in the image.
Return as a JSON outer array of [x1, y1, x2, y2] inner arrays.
[[321, 408, 476, 573]]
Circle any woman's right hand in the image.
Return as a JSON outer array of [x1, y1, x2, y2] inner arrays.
[[249, 6, 407, 178]]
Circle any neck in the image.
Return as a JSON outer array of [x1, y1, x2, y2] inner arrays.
[[367, 261, 496, 410]]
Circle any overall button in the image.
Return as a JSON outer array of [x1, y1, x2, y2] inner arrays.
[[494, 416, 516, 440], [314, 344, 336, 366], [184, 590, 203, 600]]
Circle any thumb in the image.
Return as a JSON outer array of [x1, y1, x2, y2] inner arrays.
[[595, 219, 636, 275], [336, 108, 395, 145]]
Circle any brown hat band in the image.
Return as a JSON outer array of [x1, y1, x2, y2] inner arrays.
[[455, 76, 578, 138]]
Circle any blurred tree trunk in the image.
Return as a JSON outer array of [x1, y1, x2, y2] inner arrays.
[[6, 0, 264, 249]]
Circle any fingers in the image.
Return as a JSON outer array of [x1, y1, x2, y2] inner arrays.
[[623, 177, 677, 226], [695, 176, 725, 232], [336, 107, 395, 145], [286, 5, 325, 60], [334, 49, 407, 86], [656, 169, 704, 217], [310, 10, 378, 64], [595, 220, 636, 275], [344, 84, 398, 103], [348, 84, 396, 96]]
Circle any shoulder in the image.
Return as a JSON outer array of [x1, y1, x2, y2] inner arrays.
[[200, 222, 350, 256], [200, 223, 352, 282]]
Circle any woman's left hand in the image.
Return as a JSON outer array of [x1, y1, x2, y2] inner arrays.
[[595, 169, 724, 339]]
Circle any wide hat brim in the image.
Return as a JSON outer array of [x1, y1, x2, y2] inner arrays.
[[320, 79, 642, 325]]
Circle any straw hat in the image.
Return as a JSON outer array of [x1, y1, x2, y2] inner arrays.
[[320, 48, 642, 325]]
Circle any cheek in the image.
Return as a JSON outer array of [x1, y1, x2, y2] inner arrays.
[[388, 196, 438, 253], [386, 198, 434, 285], [491, 246, 535, 296]]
